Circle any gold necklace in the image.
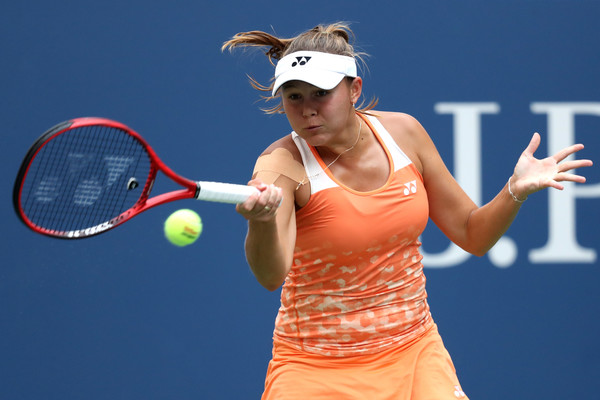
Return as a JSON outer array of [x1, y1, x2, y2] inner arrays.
[[297, 119, 363, 189]]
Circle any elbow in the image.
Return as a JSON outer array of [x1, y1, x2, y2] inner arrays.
[[256, 274, 286, 291], [459, 247, 487, 258], [453, 237, 492, 257], [247, 255, 291, 292], [471, 249, 488, 258], [251, 267, 287, 292], [262, 281, 284, 292], [458, 227, 499, 257], [464, 242, 494, 258]]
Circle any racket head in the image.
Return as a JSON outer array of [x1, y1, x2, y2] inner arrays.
[[13, 117, 196, 239]]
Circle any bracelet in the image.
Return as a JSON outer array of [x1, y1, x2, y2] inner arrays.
[[508, 177, 527, 203]]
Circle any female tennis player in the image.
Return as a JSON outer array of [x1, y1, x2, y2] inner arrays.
[[223, 23, 592, 400]]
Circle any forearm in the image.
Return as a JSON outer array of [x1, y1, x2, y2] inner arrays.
[[464, 180, 522, 256], [245, 220, 291, 291]]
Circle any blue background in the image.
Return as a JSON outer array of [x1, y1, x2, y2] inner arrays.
[[2, 1, 599, 399]]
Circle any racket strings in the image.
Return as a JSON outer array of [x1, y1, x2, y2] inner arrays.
[[20, 125, 151, 235]]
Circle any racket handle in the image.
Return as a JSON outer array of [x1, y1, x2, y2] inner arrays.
[[195, 181, 260, 204]]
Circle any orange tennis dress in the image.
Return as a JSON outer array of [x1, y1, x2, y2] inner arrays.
[[261, 114, 468, 400]]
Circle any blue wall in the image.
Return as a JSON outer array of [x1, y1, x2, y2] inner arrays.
[[2, 1, 599, 399]]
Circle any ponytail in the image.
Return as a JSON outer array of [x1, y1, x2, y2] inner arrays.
[[223, 23, 378, 114]]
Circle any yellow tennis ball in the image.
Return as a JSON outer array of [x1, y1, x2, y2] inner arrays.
[[164, 209, 202, 247]]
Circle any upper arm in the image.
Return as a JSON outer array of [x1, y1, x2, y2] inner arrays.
[[250, 137, 305, 265], [380, 112, 479, 250], [270, 174, 298, 266], [419, 127, 478, 249]]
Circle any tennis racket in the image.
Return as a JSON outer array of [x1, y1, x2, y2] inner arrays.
[[13, 117, 259, 239]]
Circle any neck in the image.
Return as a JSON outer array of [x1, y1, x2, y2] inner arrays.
[[319, 115, 364, 169]]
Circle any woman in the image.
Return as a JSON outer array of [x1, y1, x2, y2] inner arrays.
[[222, 23, 592, 400]]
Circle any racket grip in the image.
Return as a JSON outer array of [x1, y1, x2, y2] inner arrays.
[[195, 181, 260, 204]]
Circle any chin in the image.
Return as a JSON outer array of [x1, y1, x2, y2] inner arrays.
[[301, 132, 330, 148]]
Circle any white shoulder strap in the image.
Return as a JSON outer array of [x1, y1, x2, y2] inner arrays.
[[365, 115, 412, 172], [291, 132, 337, 194], [291, 116, 413, 194]]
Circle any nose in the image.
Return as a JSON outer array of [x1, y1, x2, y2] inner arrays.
[[302, 100, 317, 118]]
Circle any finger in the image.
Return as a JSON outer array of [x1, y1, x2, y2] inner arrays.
[[541, 178, 565, 191], [248, 184, 277, 212], [262, 185, 283, 213], [557, 158, 594, 172], [236, 191, 260, 215], [554, 172, 587, 184], [523, 132, 541, 156], [258, 183, 276, 199], [273, 187, 284, 210], [552, 143, 585, 163], [269, 185, 283, 206]]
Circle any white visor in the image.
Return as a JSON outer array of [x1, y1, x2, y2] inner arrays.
[[272, 51, 357, 96]]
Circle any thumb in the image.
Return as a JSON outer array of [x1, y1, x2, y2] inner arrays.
[[523, 132, 541, 156]]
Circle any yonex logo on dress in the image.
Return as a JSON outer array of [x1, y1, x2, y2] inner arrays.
[[291, 56, 311, 67], [403, 180, 417, 195]]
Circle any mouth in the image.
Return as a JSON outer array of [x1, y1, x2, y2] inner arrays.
[[304, 124, 322, 132]]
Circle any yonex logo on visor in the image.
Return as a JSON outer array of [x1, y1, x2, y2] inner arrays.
[[292, 56, 312, 67], [272, 51, 357, 96]]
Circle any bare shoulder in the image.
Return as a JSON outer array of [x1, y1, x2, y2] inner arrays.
[[255, 134, 310, 207], [371, 111, 433, 172], [261, 134, 302, 163], [374, 111, 428, 139]]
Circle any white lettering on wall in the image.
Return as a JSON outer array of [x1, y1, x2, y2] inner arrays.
[[422, 103, 500, 268], [528, 103, 600, 263], [421, 102, 598, 268]]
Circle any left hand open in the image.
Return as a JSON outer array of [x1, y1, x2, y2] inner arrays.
[[511, 132, 593, 199]]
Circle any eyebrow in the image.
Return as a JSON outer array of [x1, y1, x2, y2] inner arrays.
[[281, 82, 300, 91]]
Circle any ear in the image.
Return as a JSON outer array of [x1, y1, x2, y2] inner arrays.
[[349, 77, 363, 105]]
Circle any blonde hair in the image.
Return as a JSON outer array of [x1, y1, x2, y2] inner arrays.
[[222, 22, 378, 114]]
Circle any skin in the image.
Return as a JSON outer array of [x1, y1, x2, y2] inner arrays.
[[236, 76, 593, 291]]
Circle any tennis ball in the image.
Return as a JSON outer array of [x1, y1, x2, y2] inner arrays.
[[164, 209, 203, 247]]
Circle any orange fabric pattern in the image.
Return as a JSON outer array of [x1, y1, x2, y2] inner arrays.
[[273, 115, 434, 357], [263, 324, 469, 400]]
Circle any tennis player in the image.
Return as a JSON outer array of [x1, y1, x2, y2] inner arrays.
[[223, 23, 592, 400]]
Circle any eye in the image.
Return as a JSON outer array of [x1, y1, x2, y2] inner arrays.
[[286, 93, 302, 101], [315, 90, 329, 97], [281, 87, 302, 100]]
